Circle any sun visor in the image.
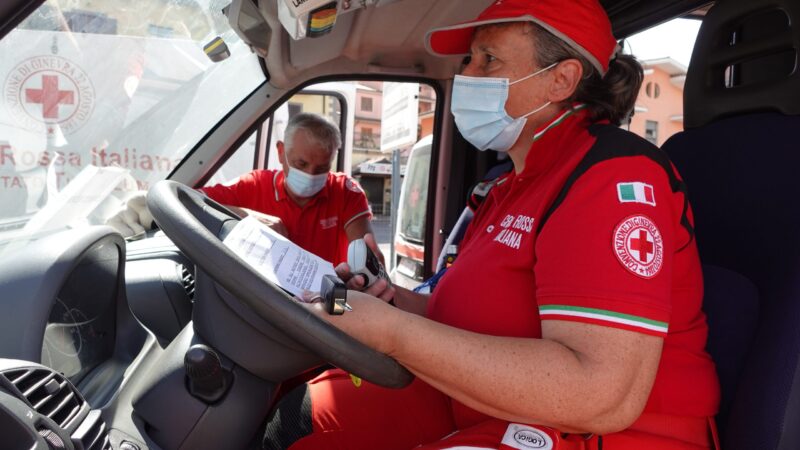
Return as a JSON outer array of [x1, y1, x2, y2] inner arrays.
[[278, 0, 403, 40]]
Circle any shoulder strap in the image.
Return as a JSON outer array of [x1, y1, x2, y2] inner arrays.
[[467, 160, 514, 211], [468, 176, 509, 211], [537, 124, 694, 249]]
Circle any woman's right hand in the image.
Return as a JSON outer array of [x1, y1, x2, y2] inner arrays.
[[335, 261, 396, 303]]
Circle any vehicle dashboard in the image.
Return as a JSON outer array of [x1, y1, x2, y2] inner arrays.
[[41, 242, 119, 385], [0, 226, 201, 450], [0, 226, 193, 405]]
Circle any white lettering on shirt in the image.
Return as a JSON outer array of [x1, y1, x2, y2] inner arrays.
[[492, 214, 535, 250]]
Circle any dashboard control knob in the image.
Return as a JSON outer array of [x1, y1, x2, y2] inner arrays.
[[184, 344, 230, 403]]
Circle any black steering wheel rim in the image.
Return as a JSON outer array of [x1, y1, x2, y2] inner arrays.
[[146, 180, 413, 388]]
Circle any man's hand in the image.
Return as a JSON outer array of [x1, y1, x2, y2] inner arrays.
[[216, 203, 289, 237], [251, 212, 289, 237], [229, 207, 289, 237], [106, 191, 154, 239]]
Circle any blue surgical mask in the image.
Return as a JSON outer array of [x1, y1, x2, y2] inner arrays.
[[451, 62, 557, 152], [284, 152, 328, 198]]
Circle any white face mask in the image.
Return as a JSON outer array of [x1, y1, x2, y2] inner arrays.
[[283, 151, 328, 198], [451, 62, 557, 152]]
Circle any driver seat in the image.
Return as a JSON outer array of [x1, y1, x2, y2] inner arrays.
[[661, 0, 800, 448]]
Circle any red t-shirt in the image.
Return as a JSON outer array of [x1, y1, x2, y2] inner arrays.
[[202, 170, 371, 265], [427, 107, 719, 429]]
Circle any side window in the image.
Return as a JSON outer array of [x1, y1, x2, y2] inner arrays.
[[348, 81, 438, 290], [625, 16, 702, 145], [204, 130, 258, 187], [204, 91, 345, 187], [202, 80, 439, 290], [282, 91, 344, 171]]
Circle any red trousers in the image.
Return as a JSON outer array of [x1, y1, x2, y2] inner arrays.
[[287, 369, 718, 450]]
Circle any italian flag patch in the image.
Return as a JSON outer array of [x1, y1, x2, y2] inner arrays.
[[617, 182, 655, 206]]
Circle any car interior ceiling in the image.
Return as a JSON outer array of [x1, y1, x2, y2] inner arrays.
[[247, 0, 713, 90]]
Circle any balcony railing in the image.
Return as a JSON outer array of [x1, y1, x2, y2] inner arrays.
[[353, 132, 381, 151]]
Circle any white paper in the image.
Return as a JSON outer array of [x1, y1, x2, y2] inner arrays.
[[222, 216, 336, 297], [22, 165, 128, 234]]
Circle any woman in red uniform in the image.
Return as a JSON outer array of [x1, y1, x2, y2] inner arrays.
[[264, 1, 720, 449]]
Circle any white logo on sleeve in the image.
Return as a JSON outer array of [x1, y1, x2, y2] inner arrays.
[[319, 216, 338, 229], [501, 424, 553, 449], [613, 215, 664, 278], [345, 178, 363, 193]]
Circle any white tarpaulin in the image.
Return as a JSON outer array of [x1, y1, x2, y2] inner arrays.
[[0, 28, 263, 222]]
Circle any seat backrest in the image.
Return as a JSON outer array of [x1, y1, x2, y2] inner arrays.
[[662, 1, 800, 448], [666, 113, 800, 450], [701, 264, 759, 435]]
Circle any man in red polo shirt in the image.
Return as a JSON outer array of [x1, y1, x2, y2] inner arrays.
[[202, 112, 374, 265], [108, 112, 375, 266]]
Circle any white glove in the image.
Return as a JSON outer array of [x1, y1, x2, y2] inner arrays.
[[106, 191, 154, 239]]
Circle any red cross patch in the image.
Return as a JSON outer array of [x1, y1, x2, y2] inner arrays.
[[613, 215, 664, 279]]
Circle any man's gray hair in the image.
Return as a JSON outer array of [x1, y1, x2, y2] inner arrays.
[[284, 112, 342, 155]]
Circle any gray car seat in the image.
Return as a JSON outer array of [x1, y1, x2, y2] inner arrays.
[[662, 0, 800, 448]]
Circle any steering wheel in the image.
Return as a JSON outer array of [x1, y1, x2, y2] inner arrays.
[[146, 180, 413, 389]]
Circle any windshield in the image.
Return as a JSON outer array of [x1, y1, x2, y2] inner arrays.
[[0, 0, 266, 248]]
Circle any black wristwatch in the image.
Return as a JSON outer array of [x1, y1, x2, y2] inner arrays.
[[320, 274, 352, 315]]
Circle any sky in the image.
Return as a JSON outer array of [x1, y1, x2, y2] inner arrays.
[[624, 18, 702, 67]]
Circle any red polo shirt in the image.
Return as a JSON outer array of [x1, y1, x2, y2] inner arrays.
[[427, 107, 719, 428], [202, 170, 371, 265]]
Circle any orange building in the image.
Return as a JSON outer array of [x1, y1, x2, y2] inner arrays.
[[352, 82, 437, 214], [628, 58, 687, 146]]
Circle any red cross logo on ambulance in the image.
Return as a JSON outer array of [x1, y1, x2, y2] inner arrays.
[[613, 215, 663, 278], [3, 56, 95, 135]]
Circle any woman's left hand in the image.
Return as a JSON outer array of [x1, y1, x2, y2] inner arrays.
[[300, 289, 405, 356]]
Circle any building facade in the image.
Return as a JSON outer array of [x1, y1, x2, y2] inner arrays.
[[628, 58, 687, 146], [352, 81, 436, 215]]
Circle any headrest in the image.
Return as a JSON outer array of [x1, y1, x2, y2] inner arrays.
[[684, 0, 800, 128]]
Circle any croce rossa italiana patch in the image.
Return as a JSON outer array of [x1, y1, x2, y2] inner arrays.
[[613, 215, 663, 278]]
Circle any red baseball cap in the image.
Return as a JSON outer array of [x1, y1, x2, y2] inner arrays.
[[426, 0, 619, 75]]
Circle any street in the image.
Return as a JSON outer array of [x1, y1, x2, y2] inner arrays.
[[371, 214, 392, 261]]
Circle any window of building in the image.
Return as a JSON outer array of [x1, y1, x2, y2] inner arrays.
[[288, 103, 302, 118], [645, 82, 661, 99], [361, 97, 373, 112], [645, 120, 659, 144]]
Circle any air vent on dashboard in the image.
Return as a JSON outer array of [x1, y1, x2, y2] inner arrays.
[[1, 368, 83, 429], [180, 264, 196, 302], [71, 410, 112, 450]]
